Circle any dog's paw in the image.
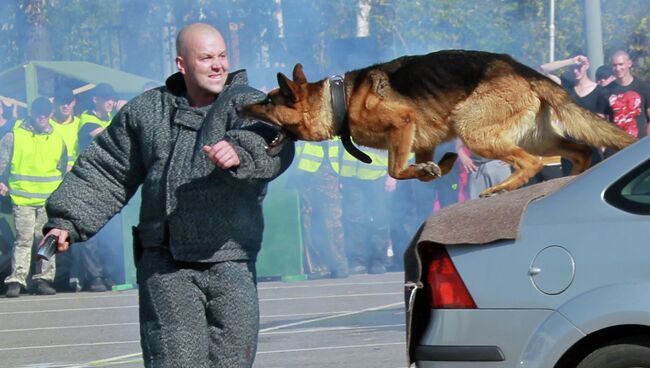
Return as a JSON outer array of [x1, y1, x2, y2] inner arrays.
[[413, 161, 441, 181]]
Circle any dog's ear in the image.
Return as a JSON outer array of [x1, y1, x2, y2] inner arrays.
[[364, 70, 389, 110], [292, 64, 307, 84], [277, 72, 299, 103], [369, 70, 389, 97]]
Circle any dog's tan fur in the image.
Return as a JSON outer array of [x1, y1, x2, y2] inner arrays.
[[239, 50, 636, 197]]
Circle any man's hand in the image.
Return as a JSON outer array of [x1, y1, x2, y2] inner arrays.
[[385, 176, 397, 192], [42, 229, 71, 253], [457, 148, 477, 173], [202, 140, 241, 169], [0, 182, 8, 196]]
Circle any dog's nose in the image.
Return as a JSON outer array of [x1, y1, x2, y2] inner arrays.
[[235, 105, 244, 116]]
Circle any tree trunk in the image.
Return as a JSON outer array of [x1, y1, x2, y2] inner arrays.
[[21, 0, 50, 61]]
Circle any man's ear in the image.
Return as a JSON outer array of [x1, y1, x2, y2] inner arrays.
[[175, 56, 185, 75], [292, 63, 307, 84], [277, 72, 299, 103]]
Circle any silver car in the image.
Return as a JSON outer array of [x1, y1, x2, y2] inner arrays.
[[405, 136, 650, 368]]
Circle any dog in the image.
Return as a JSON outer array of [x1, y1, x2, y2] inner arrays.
[[238, 50, 636, 197]]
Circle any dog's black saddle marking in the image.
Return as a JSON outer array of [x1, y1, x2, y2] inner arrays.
[[330, 75, 372, 164]]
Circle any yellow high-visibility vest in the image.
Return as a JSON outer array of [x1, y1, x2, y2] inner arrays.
[[78, 111, 111, 131], [50, 115, 80, 166], [340, 147, 388, 180], [296, 139, 340, 173], [9, 121, 66, 206], [77, 111, 111, 154]]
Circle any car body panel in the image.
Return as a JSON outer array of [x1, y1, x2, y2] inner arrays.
[[409, 136, 650, 366]]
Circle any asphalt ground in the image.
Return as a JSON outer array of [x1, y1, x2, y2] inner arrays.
[[0, 271, 408, 368]]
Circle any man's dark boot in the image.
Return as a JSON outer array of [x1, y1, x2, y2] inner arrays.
[[34, 280, 56, 295], [5, 282, 21, 298], [89, 277, 107, 292]]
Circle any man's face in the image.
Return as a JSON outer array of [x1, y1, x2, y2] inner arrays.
[[611, 55, 632, 80], [597, 75, 615, 87], [34, 112, 51, 130], [94, 96, 115, 114], [571, 64, 588, 81], [57, 99, 76, 117], [176, 31, 229, 96]]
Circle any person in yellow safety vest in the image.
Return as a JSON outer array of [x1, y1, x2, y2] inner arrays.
[[0, 97, 69, 297], [50, 87, 86, 292], [74, 82, 118, 293], [293, 138, 349, 279], [77, 82, 116, 154], [50, 87, 80, 168], [339, 146, 392, 275]]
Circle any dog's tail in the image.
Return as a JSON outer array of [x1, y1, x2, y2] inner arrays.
[[531, 79, 636, 150]]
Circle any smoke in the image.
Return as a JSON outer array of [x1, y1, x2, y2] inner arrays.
[[0, 0, 648, 282]]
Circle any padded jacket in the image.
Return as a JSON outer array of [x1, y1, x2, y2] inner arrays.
[[45, 70, 294, 262]]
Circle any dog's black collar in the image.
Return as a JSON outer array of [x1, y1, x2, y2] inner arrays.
[[329, 75, 372, 164]]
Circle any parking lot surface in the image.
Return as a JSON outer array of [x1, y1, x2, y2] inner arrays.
[[0, 271, 407, 368]]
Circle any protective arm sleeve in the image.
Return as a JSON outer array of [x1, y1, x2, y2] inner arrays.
[[223, 91, 295, 181], [45, 106, 146, 242]]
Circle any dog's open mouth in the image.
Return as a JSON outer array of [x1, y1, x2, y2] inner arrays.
[[266, 127, 295, 156]]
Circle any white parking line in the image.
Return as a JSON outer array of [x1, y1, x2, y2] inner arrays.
[[260, 301, 403, 333], [46, 341, 408, 368], [0, 292, 401, 316], [260, 323, 405, 336], [0, 292, 137, 304], [0, 309, 405, 334], [0, 340, 140, 352], [0, 305, 139, 315], [0, 324, 404, 352], [257, 341, 406, 354], [0, 322, 139, 333], [258, 280, 403, 290], [261, 292, 402, 302]]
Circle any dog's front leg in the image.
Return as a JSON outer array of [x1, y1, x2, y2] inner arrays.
[[387, 124, 440, 181]]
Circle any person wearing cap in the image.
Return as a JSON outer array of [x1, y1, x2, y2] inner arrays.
[[43, 23, 293, 367], [0, 97, 68, 297], [77, 82, 116, 154], [595, 65, 615, 87], [75, 82, 120, 293], [50, 88, 80, 167]]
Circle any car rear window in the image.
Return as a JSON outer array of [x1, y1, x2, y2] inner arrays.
[[605, 159, 650, 215]]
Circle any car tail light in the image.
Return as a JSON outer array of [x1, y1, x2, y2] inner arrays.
[[425, 246, 476, 309]]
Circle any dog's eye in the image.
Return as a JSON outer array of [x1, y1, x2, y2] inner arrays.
[[264, 96, 273, 105]]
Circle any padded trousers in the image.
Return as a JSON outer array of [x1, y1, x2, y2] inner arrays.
[[136, 248, 259, 368]]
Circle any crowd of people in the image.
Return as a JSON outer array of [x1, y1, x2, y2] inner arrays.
[[0, 82, 132, 297]]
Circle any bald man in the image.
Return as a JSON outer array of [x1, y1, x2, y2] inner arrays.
[[597, 50, 650, 145], [43, 23, 295, 367]]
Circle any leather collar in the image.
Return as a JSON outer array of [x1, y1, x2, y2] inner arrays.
[[329, 75, 372, 164]]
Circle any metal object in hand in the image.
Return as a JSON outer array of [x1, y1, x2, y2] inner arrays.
[[37, 235, 57, 261]]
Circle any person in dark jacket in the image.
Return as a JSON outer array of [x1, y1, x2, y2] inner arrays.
[[42, 23, 294, 367]]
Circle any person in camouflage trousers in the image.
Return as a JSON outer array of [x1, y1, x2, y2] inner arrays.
[[1, 97, 68, 297], [294, 140, 348, 278]]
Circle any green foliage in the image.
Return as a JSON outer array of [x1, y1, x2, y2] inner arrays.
[[0, 0, 648, 81]]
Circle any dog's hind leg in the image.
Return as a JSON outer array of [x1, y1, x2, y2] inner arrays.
[[537, 137, 593, 175], [469, 145, 544, 197], [453, 74, 549, 196]]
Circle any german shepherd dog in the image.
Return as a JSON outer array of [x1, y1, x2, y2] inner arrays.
[[238, 50, 636, 197]]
